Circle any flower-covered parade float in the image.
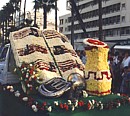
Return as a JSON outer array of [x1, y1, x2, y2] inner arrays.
[[1, 27, 130, 116]]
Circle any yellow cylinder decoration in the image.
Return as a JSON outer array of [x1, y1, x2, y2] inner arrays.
[[83, 38, 112, 96]]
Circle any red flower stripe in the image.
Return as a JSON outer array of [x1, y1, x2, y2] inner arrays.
[[85, 71, 111, 80], [17, 44, 47, 56]]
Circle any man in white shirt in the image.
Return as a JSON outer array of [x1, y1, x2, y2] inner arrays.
[[121, 51, 130, 68]]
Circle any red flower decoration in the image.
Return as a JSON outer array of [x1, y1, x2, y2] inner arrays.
[[78, 101, 84, 107], [78, 101, 82, 107], [60, 103, 63, 109], [42, 102, 47, 106], [30, 69, 34, 75], [87, 103, 91, 110], [65, 105, 69, 110], [87, 39, 105, 45]]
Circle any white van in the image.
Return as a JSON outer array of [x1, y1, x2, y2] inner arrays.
[[114, 45, 130, 50], [0, 44, 19, 84]]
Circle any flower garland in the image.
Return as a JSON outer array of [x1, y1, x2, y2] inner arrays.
[[3, 85, 130, 113], [16, 62, 41, 94]]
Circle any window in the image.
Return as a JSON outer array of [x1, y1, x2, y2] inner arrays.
[[126, 28, 130, 34], [122, 16, 125, 22], [65, 19, 68, 23], [59, 27, 63, 32], [60, 19, 64, 25], [121, 27, 126, 35], [122, 3, 126, 10], [68, 17, 71, 23], [65, 27, 68, 31]]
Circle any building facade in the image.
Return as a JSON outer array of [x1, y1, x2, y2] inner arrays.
[[59, 0, 130, 49]]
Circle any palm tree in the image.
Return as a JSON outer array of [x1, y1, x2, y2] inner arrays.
[[2, 5, 10, 41], [34, 0, 56, 29], [0, 10, 6, 44], [43, 2, 47, 29], [4, 3, 15, 38], [98, 0, 103, 41], [93, 0, 103, 41], [23, 0, 27, 21], [0, 0, 21, 44], [10, 0, 21, 27], [55, 0, 58, 30], [18, 0, 22, 27], [34, 0, 37, 26]]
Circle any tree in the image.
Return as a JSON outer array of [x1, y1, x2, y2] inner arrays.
[[34, 0, 37, 26], [93, 0, 103, 41], [2, 4, 10, 41], [98, 0, 103, 41], [23, 0, 27, 21], [9, 0, 22, 27], [33, 0, 56, 29], [0, 0, 21, 44], [55, 0, 58, 30], [0, 10, 6, 44]]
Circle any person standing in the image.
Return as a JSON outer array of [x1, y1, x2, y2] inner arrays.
[[81, 50, 87, 65], [121, 51, 130, 70]]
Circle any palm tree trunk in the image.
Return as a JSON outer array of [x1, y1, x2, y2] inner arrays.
[[55, 1, 57, 30], [19, 0, 22, 27], [5, 19, 8, 41], [43, 4, 47, 29], [98, 0, 103, 41], [2, 21, 4, 44], [71, 4, 74, 48], [24, 0, 27, 21], [34, 0, 37, 26], [70, 0, 87, 37]]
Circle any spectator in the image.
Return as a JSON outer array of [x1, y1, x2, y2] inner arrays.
[[113, 51, 119, 65], [81, 51, 87, 65], [113, 56, 122, 93], [76, 50, 81, 59], [109, 57, 115, 92], [120, 66, 130, 95], [120, 51, 130, 71], [108, 51, 114, 64]]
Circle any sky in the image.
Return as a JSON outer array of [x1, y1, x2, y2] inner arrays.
[[0, 0, 70, 22]]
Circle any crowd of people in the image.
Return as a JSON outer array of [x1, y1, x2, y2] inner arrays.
[[108, 50, 130, 95], [76, 49, 130, 96]]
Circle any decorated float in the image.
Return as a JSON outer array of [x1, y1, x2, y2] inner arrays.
[[83, 38, 111, 96], [1, 27, 130, 116]]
